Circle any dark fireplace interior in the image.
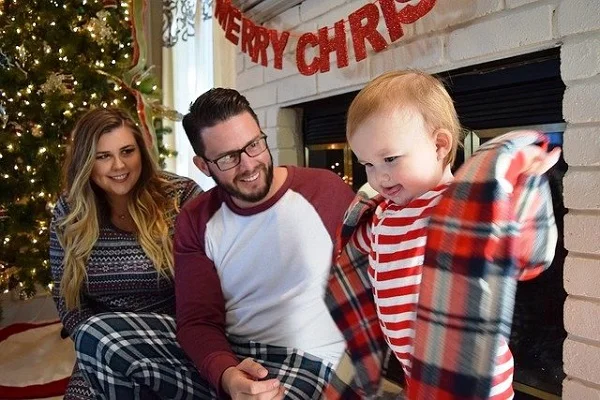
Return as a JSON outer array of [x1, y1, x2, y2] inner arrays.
[[297, 48, 567, 398]]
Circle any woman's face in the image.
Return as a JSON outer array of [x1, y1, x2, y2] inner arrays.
[[90, 125, 142, 202]]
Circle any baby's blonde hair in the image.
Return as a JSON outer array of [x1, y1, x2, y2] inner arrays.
[[347, 70, 461, 166]]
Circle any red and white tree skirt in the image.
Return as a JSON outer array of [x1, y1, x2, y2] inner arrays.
[[0, 321, 75, 399]]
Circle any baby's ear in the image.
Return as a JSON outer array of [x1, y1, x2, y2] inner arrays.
[[434, 129, 452, 161]]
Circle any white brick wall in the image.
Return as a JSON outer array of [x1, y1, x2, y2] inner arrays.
[[564, 256, 600, 298], [564, 170, 600, 209], [563, 125, 600, 166], [563, 379, 600, 399], [564, 213, 600, 255], [563, 80, 600, 123], [230, 1, 600, 396], [564, 297, 600, 341], [561, 36, 600, 81], [447, 5, 555, 61], [564, 340, 600, 384], [557, 0, 600, 36]]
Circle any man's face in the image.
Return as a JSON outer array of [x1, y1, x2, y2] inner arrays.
[[195, 112, 274, 208]]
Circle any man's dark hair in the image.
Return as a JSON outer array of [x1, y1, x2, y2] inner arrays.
[[182, 88, 260, 157]]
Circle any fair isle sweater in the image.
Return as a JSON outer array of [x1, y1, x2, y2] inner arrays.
[[50, 171, 202, 337]]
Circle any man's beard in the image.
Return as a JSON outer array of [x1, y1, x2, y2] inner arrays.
[[212, 154, 274, 204]]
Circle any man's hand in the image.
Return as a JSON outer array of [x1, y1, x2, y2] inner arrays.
[[221, 358, 284, 399]]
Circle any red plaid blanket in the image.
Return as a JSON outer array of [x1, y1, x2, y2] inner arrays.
[[325, 130, 557, 399]]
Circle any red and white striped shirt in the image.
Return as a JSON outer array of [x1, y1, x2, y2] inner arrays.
[[352, 185, 514, 399]]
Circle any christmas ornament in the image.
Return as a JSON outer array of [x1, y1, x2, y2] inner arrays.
[[16, 45, 29, 63], [0, 48, 28, 76], [0, 104, 8, 129], [0, 49, 12, 69], [10, 122, 24, 135], [31, 124, 44, 138], [85, 10, 117, 44], [39, 72, 74, 95]]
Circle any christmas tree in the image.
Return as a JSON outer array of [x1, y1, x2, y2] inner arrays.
[[0, 0, 173, 311]]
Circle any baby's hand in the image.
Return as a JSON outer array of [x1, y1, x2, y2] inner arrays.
[[520, 145, 561, 175]]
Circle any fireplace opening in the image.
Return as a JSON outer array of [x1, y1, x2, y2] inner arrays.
[[298, 48, 567, 398]]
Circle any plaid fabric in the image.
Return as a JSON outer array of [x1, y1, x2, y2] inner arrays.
[[74, 312, 333, 400], [324, 192, 388, 399], [325, 130, 557, 399], [407, 130, 557, 399]]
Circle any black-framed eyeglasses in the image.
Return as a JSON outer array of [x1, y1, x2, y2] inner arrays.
[[203, 134, 268, 171]]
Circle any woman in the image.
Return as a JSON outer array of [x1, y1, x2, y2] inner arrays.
[[49, 108, 202, 399]]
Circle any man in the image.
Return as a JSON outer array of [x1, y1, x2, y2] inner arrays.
[[176, 88, 355, 399]]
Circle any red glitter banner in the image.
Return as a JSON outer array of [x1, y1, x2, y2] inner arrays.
[[214, 0, 437, 76]]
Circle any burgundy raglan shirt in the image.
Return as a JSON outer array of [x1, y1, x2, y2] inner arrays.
[[174, 166, 355, 395]]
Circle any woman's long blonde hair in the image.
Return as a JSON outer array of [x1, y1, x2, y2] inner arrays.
[[56, 108, 177, 310]]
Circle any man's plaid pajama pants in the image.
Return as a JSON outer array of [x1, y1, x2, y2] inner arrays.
[[74, 312, 333, 399]]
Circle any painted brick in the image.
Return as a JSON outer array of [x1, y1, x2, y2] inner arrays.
[[267, 6, 301, 31], [300, 0, 348, 22], [316, 2, 359, 30], [270, 126, 297, 149], [563, 125, 600, 166], [564, 169, 600, 209], [564, 297, 600, 341], [317, 58, 370, 94], [372, 36, 444, 77], [237, 65, 265, 91], [447, 5, 554, 61], [563, 80, 600, 123], [236, 52, 245, 74], [563, 339, 600, 385], [264, 53, 300, 83], [254, 108, 267, 128], [557, 0, 600, 37], [243, 83, 278, 108], [563, 378, 600, 400], [292, 20, 319, 47], [370, 46, 398, 78], [416, 0, 502, 33], [565, 256, 600, 298], [561, 36, 600, 81], [564, 213, 600, 255], [276, 74, 317, 103], [266, 107, 298, 129], [506, 0, 541, 8]]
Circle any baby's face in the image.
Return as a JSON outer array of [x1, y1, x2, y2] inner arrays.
[[349, 108, 445, 205]]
